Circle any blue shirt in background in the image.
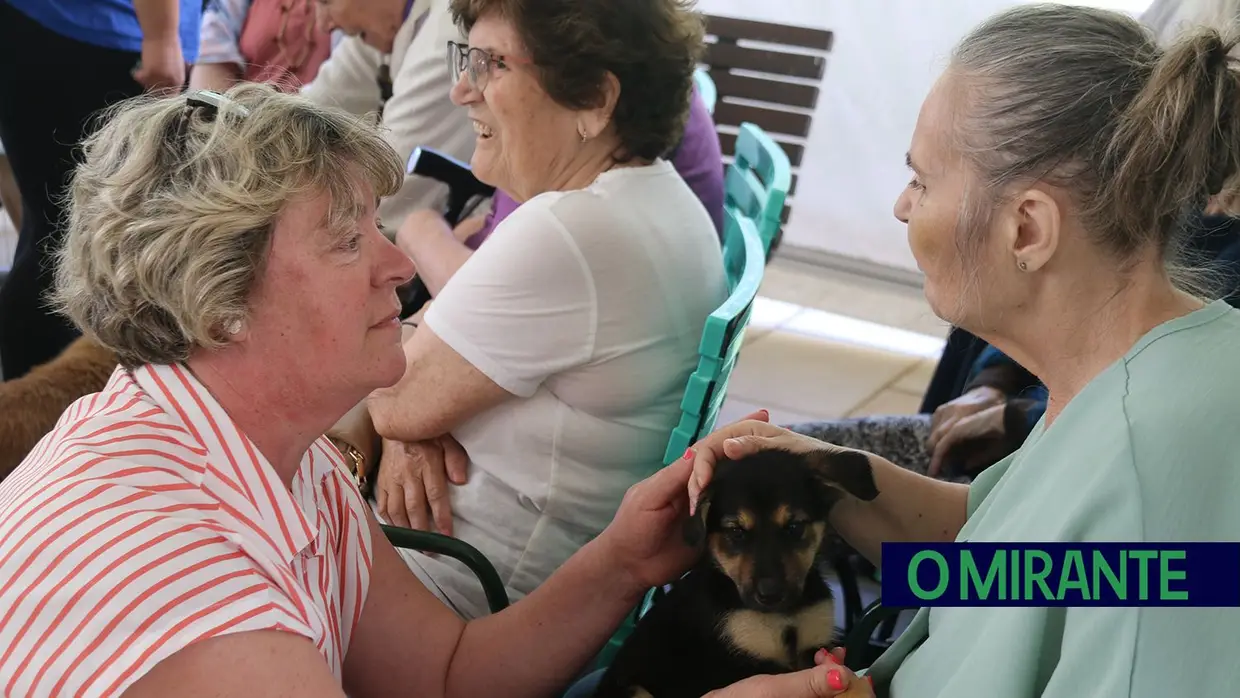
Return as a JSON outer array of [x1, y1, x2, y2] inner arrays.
[[5, 0, 202, 63]]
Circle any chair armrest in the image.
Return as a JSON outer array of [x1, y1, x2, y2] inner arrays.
[[381, 524, 511, 614], [842, 600, 916, 672]]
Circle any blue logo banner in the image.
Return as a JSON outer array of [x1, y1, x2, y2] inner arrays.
[[880, 542, 1240, 607]]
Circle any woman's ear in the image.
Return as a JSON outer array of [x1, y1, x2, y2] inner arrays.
[[1002, 185, 1062, 273], [579, 71, 621, 141]]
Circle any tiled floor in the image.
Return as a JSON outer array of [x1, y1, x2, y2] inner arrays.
[[716, 258, 945, 430]]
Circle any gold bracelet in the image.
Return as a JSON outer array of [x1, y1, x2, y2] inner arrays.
[[327, 435, 368, 488]]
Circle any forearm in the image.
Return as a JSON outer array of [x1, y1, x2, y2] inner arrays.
[[445, 538, 644, 698], [828, 454, 968, 564], [133, 0, 180, 41], [407, 230, 473, 296], [189, 62, 241, 92]]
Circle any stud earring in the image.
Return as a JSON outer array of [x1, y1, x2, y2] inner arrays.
[[226, 319, 243, 336], [1018, 260, 1029, 271], [578, 125, 589, 143]]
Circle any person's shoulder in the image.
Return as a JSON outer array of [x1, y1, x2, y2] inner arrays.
[[1121, 302, 1240, 421], [535, 161, 705, 235]]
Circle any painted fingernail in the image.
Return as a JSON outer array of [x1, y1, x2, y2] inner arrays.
[[831, 646, 846, 663], [683, 447, 695, 460], [827, 669, 845, 691], [814, 648, 829, 663], [866, 676, 874, 688]]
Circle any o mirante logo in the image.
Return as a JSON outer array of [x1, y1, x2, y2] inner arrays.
[[880, 543, 1240, 607]]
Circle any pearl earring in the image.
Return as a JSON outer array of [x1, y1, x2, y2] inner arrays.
[[226, 319, 243, 335]]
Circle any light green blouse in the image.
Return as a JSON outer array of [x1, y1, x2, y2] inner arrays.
[[867, 300, 1240, 698]]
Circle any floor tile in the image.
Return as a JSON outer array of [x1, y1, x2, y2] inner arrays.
[[847, 388, 924, 418], [757, 263, 837, 309], [728, 330, 918, 420], [892, 358, 937, 395], [715, 397, 824, 428], [780, 308, 946, 360]]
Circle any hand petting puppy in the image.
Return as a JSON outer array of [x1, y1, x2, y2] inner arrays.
[[702, 647, 875, 698]]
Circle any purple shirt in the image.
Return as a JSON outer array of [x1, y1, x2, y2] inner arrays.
[[465, 85, 724, 249]]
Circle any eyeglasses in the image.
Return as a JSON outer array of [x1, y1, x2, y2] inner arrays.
[[446, 40, 531, 92]]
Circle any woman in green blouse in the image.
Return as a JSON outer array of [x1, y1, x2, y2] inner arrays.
[[685, 4, 1240, 697]]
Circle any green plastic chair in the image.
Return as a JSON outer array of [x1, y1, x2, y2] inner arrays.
[[694, 68, 717, 115], [587, 202, 768, 674], [725, 122, 793, 256], [381, 525, 510, 612]]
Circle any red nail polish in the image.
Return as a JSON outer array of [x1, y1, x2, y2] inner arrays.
[[827, 669, 844, 691], [814, 648, 828, 663], [866, 675, 874, 688], [683, 447, 695, 460]]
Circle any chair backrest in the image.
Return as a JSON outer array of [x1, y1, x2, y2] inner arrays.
[[693, 67, 717, 115], [585, 202, 766, 680], [699, 14, 833, 246], [725, 122, 792, 256], [660, 203, 766, 466]]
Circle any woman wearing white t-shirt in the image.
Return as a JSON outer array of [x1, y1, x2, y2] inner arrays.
[[329, 0, 727, 619]]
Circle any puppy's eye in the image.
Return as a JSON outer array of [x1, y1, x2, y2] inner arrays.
[[724, 526, 747, 544], [784, 522, 805, 540]]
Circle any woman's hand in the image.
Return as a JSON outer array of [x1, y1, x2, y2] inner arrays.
[[375, 436, 469, 534], [133, 36, 186, 92], [596, 410, 774, 589], [928, 386, 1004, 452], [927, 402, 1006, 476], [703, 649, 874, 697], [687, 411, 851, 516]]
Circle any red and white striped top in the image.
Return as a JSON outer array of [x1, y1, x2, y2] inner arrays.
[[0, 363, 374, 697]]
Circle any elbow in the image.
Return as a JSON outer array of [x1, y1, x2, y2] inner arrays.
[[367, 392, 402, 441]]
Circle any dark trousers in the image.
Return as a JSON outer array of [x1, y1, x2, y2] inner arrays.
[[0, 2, 145, 379]]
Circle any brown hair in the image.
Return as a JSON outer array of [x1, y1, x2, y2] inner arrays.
[[52, 82, 404, 369], [948, 3, 1240, 293], [449, 0, 705, 162]]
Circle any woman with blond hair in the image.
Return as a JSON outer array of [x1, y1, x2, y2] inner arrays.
[[0, 83, 715, 698]]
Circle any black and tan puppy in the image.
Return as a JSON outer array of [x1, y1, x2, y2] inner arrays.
[[591, 448, 879, 698]]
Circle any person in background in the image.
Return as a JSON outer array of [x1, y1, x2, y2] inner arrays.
[[303, 0, 723, 245], [298, 0, 481, 222], [0, 0, 202, 381], [397, 76, 724, 299], [327, 0, 728, 621], [188, 0, 339, 92]]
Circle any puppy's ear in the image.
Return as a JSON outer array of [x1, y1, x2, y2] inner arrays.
[[683, 491, 713, 548], [808, 449, 880, 503]]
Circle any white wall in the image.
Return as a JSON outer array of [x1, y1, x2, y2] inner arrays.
[[697, 0, 1155, 274]]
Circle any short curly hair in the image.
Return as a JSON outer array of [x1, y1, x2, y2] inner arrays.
[[450, 0, 706, 162], [51, 83, 404, 369]]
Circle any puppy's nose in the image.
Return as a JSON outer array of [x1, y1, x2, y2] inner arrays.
[[754, 578, 786, 607]]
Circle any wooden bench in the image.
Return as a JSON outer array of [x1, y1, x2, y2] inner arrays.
[[700, 14, 833, 254]]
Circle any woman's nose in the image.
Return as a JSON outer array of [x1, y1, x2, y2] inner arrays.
[[449, 70, 478, 106], [378, 234, 416, 287]]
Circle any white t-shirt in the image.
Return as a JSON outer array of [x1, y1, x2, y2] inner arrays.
[[404, 159, 727, 618]]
